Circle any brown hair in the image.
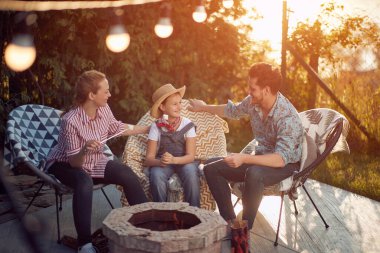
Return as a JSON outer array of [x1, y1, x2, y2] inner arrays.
[[248, 62, 282, 94], [74, 70, 106, 106]]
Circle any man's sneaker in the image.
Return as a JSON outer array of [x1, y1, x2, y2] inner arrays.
[[78, 242, 98, 253]]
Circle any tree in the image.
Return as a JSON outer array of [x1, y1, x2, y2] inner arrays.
[[1, 0, 265, 152], [286, 1, 380, 152]]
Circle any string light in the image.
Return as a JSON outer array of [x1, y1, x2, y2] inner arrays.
[[222, 0, 234, 9], [154, 3, 173, 38], [1, 1, 213, 71], [192, 0, 207, 23], [106, 8, 130, 52], [0, 0, 164, 12], [4, 13, 37, 72], [106, 24, 130, 52]]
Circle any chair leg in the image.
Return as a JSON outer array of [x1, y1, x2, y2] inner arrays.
[[233, 197, 240, 208], [302, 185, 329, 229], [274, 192, 284, 246], [55, 192, 61, 244], [24, 182, 44, 215], [293, 200, 298, 215], [101, 187, 114, 209]]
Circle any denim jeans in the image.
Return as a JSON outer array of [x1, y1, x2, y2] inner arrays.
[[48, 159, 148, 246], [204, 158, 299, 229], [149, 161, 200, 207]]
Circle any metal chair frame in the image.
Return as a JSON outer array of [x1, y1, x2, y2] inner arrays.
[[233, 118, 343, 246], [5, 104, 115, 243]]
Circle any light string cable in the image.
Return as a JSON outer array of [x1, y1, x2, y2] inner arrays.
[[0, 0, 164, 11]]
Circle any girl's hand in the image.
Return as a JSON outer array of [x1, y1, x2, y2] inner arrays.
[[161, 152, 174, 165]]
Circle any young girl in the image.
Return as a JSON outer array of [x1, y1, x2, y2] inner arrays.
[[144, 84, 200, 207], [46, 70, 148, 253]]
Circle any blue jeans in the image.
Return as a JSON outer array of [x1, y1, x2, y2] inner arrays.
[[149, 161, 200, 207], [204, 158, 299, 229], [49, 160, 147, 246]]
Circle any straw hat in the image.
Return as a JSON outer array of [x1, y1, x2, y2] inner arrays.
[[150, 83, 186, 118]]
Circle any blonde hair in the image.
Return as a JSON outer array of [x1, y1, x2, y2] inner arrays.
[[74, 70, 106, 106]]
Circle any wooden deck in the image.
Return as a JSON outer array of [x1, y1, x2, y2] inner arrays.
[[0, 180, 379, 253]]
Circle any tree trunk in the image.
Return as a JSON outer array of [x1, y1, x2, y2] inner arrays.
[[307, 53, 319, 109]]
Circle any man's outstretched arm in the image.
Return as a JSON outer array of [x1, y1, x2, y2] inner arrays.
[[188, 99, 227, 117]]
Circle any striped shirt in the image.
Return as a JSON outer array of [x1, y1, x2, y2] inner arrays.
[[46, 104, 125, 177]]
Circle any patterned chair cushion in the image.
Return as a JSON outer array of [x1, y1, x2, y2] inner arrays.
[[4, 104, 62, 170], [231, 108, 350, 199], [4, 104, 114, 172], [120, 99, 229, 210]]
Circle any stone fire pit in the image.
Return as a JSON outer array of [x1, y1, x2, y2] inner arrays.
[[102, 202, 227, 253]]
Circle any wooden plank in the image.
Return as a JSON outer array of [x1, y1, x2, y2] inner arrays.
[[0, 185, 122, 253], [0, 180, 379, 253]]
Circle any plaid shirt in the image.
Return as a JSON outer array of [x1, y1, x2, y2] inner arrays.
[[47, 104, 125, 177], [225, 92, 303, 165]]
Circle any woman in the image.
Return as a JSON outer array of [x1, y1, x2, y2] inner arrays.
[[46, 70, 148, 253]]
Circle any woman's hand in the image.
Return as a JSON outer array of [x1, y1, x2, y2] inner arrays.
[[82, 140, 101, 154]]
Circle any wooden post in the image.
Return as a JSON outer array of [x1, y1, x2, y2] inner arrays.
[[281, 0, 288, 94]]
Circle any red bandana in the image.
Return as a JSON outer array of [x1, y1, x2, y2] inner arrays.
[[156, 117, 180, 132]]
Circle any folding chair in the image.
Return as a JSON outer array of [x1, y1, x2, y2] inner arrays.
[[3, 104, 115, 243], [119, 99, 229, 210], [230, 108, 350, 246]]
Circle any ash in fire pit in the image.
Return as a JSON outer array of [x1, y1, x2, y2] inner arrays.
[[103, 202, 227, 253], [128, 209, 201, 231]]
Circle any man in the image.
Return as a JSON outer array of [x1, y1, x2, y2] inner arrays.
[[188, 62, 303, 229]]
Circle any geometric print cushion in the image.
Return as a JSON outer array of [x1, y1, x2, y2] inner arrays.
[[180, 99, 229, 161], [4, 104, 62, 171], [120, 99, 229, 210], [299, 108, 350, 156]]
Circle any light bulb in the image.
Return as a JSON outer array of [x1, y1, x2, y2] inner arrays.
[[4, 34, 36, 72], [106, 24, 130, 53], [223, 0, 234, 9], [192, 5, 207, 23], [154, 17, 173, 38]]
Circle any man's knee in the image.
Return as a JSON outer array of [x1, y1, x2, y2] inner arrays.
[[245, 166, 266, 182]]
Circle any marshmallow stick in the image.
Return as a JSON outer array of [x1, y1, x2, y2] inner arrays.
[[100, 130, 126, 144], [198, 158, 225, 170]]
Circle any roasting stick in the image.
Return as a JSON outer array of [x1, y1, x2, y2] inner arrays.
[[100, 124, 133, 144], [100, 130, 126, 144], [198, 158, 225, 170]]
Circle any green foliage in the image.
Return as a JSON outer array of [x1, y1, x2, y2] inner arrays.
[[0, 0, 261, 153], [287, 1, 380, 153], [311, 152, 380, 201]]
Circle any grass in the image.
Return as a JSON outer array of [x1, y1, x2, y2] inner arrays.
[[311, 151, 380, 202]]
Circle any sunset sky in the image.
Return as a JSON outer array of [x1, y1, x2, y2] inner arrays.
[[242, 0, 380, 63]]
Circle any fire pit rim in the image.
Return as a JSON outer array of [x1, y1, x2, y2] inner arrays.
[[103, 202, 227, 253]]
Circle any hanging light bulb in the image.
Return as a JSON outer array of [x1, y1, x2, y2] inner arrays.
[[106, 24, 130, 53], [106, 8, 130, 53], [5, 12, 37, 72], [222, 0, 234, 9], [192, 0, 207, 23], [5, 34, 36, 72], [155, 3, 173, 38]]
